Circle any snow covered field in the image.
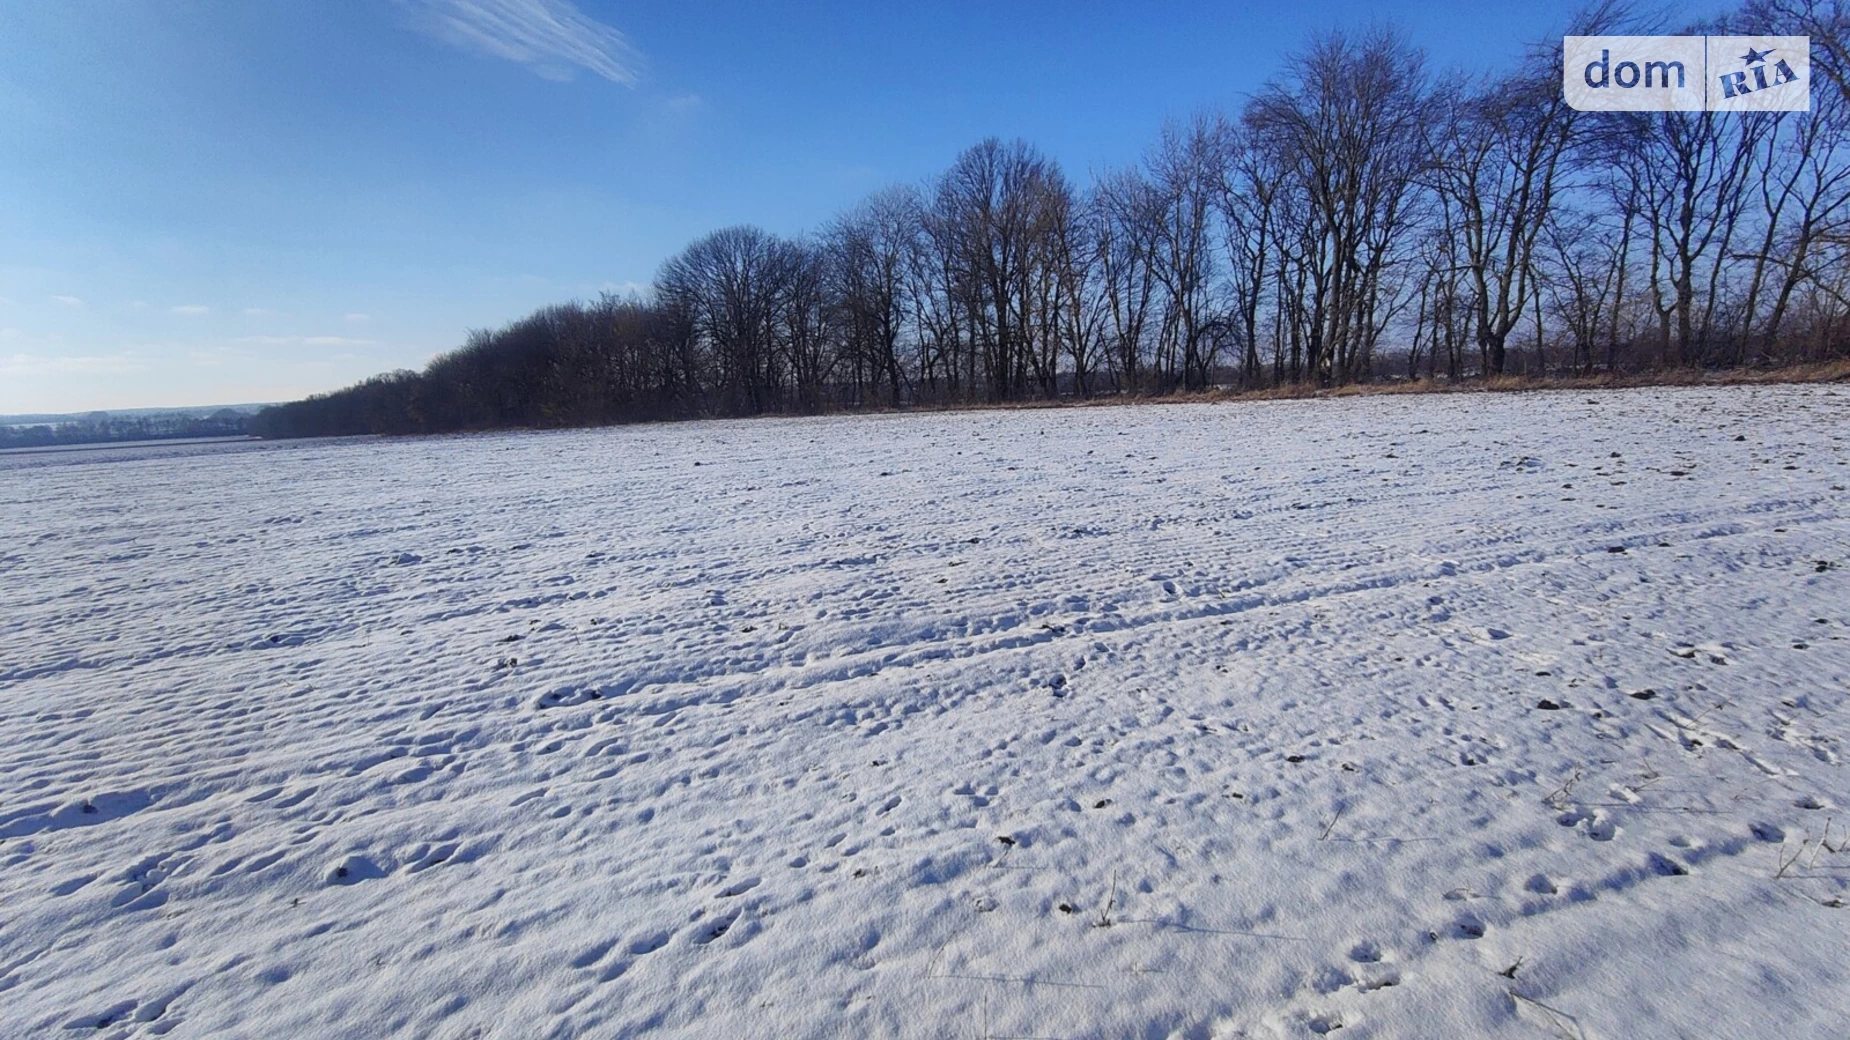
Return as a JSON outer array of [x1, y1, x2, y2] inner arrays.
[[2, 386, 1848, 1040]]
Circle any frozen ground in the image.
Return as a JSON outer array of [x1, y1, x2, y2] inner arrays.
[[2, 386, 1848, 1040]]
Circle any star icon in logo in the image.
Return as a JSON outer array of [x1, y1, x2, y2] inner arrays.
[[1741, 46, 1772, 65]]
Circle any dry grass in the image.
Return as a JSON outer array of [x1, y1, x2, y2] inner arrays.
[[939, 359, 1850, 415], [1283, 359, 1850, 400], [495, 359, 1850, 436]]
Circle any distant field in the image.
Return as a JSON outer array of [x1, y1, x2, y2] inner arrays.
[[0, 436, 258, 457], [1, 386, 1846, 1039]]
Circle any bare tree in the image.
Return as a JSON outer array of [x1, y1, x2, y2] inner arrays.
[[1744, 0, 1850, 105], [1735, 88, 1850, 360], [1091, 169, 1161, 392], [1245, 28, 1431, 385], [1146, 114, 1230, 390], [828, 187, 920, 407], [1220, 131, 1284, 387], [658, 225, 795, 414], [259, 2, 1850, 440], [931, 138, 1073, 401], [1429, 49, 1582, 374]]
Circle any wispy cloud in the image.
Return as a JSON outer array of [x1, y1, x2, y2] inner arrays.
[[343, 312, 371, 323], [400, 0, 643, 84], [187, 348, 238, 367], [49, 295, 84, 307], [0, 352, 146, 376], [235, 335, 380, 348], [172, 304, 210, 315], [243, 307, 281, 318]]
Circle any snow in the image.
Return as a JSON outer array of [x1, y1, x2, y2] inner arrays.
[[2, 385, 1847, 1039]]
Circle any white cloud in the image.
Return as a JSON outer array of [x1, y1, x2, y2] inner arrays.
[[172, 304, 210, 315], [0, 296, 16, 307], [399, 0, 643, 84], [187, 349, 234, 367], [343, 312, 371, 323], [50, 295, 84, 307], [243, 307, 281, 318], [0, 352, 146, 376], [234, 335, 379, 347]]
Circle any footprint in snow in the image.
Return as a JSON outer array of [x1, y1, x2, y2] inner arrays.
[[718, 876, 761, 898], [569, 940, 618, 970], [630, 930, 674, 956], [533, 686, 603, 710], [1646, 852, 1689, 877], [1557, 809, 1618, 841], [326, 854, 387, 885], [404, 842, 459, 874], [1307, 1011, 1345, 1034], [112, 853, 178, 912], [50, 874, 96, 897], [62, 1000, 140, 1031], [694, 908, 741, 944], [1312, 965, 1354, 994], [1451, 913, 1487, 939]]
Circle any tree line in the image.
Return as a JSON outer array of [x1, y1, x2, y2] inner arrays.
[[252, 0, 1850, 439], [1, 409, 252, 450]]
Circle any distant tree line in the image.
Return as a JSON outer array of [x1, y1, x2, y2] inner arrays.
[[252, 0, 1850, 439], [1, 409, 252, 449]]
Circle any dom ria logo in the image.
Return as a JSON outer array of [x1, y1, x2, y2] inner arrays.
[[1717, 45, 1800, 100], [1564, 36, 1810, 112]]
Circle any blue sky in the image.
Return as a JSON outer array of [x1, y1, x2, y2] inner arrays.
[[1, 0, 1676, 413]]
